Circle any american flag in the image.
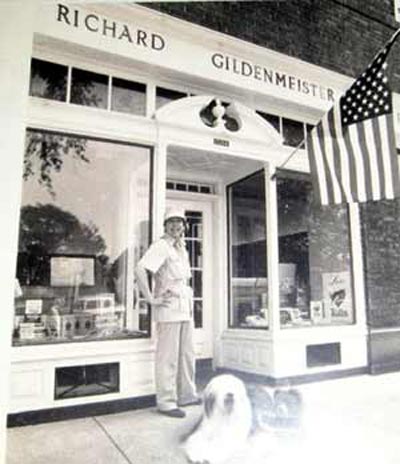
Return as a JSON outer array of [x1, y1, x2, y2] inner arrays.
[[307, 29, 400, 205]]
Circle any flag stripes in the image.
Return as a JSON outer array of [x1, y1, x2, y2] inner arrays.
[[308, 112, 399, 205]]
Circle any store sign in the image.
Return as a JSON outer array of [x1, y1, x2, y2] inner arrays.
[[56, 3, 166, 51], [36, 3, 341, 109], [211, 52, 335, 102]]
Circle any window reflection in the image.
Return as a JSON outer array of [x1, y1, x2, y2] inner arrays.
[[70, 68, 108, 109], [29, 59, 67, 101], [277, 173, 354, 327], [282, 118, 305, 147], [185, 210, 203, 329], [14, 130, 152, 345], [111, 78, 146, 115], [228, 171, 268, 329]]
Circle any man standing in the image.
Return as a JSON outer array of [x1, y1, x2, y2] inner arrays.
[[136, 208, 200, 418]]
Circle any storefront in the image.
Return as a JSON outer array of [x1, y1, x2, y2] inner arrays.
[[6, 2, 392, 420]]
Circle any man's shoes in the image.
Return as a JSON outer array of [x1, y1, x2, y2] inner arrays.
[[179, 398, 202, 407], [158, 408, 186, 418]]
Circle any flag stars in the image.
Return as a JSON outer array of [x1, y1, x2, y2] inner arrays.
[[339, 40, 394, 128]]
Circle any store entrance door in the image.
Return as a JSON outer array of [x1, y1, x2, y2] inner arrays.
[[166, 198, 213, 359]]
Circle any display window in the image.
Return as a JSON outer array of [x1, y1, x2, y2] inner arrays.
[[277, 172, 355, 327], [227, 171, 269, 329], [13, 129, 152, 345]]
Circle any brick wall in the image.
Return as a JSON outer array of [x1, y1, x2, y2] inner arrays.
[[145, 0, 400, 91], [361, 200, 400, 328]]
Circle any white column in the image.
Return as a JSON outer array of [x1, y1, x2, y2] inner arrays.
[[265, 165, 280, 334], [0, 2, 37, 462], [153, 137, 167, 239], [348, 202, 367, 328]]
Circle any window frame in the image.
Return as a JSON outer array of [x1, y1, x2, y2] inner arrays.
[[14, 127, 155, 346]]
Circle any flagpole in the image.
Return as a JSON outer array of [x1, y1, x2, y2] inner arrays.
[[270, 139, 306, 180], [387, 27, 400, 47]]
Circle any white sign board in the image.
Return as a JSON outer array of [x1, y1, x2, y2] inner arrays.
[[34, 2, 342, 111], [396, 0, 400, 22]]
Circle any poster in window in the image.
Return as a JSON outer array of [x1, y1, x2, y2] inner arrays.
[[50, 256, 95, 287], [322, 272, 353, 323]]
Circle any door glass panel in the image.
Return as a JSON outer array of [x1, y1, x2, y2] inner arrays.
[[193, 300, 203, 329], [14, 129, 152, 345], [227, 171, 268, 329], [185, 210, 203, 328]]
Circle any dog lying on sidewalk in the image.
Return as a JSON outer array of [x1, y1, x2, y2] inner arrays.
[[181, 374, 302, 464]]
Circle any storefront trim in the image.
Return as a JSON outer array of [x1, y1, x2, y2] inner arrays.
[[216, 365, 368, 387]]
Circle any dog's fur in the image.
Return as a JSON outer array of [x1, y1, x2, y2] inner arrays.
[[182, 374, 253, 464], [182, 375, 303, 464]]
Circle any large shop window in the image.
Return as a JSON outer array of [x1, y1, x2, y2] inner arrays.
[[277, 172, 354, 328], [228, 171, 268, 329], [13, 130, 152, 345]]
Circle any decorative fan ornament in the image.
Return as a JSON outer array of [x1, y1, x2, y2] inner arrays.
[[199, 98, 241, 132]]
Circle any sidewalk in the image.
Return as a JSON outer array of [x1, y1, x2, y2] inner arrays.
[[6, 371, 400, 464]]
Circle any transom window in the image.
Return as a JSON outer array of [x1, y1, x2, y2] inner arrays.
[[29, 57, 313, 140]]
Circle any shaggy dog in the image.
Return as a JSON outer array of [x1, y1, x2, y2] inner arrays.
[[182, 375, 303, 464], [182, 374, 253, 464]]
